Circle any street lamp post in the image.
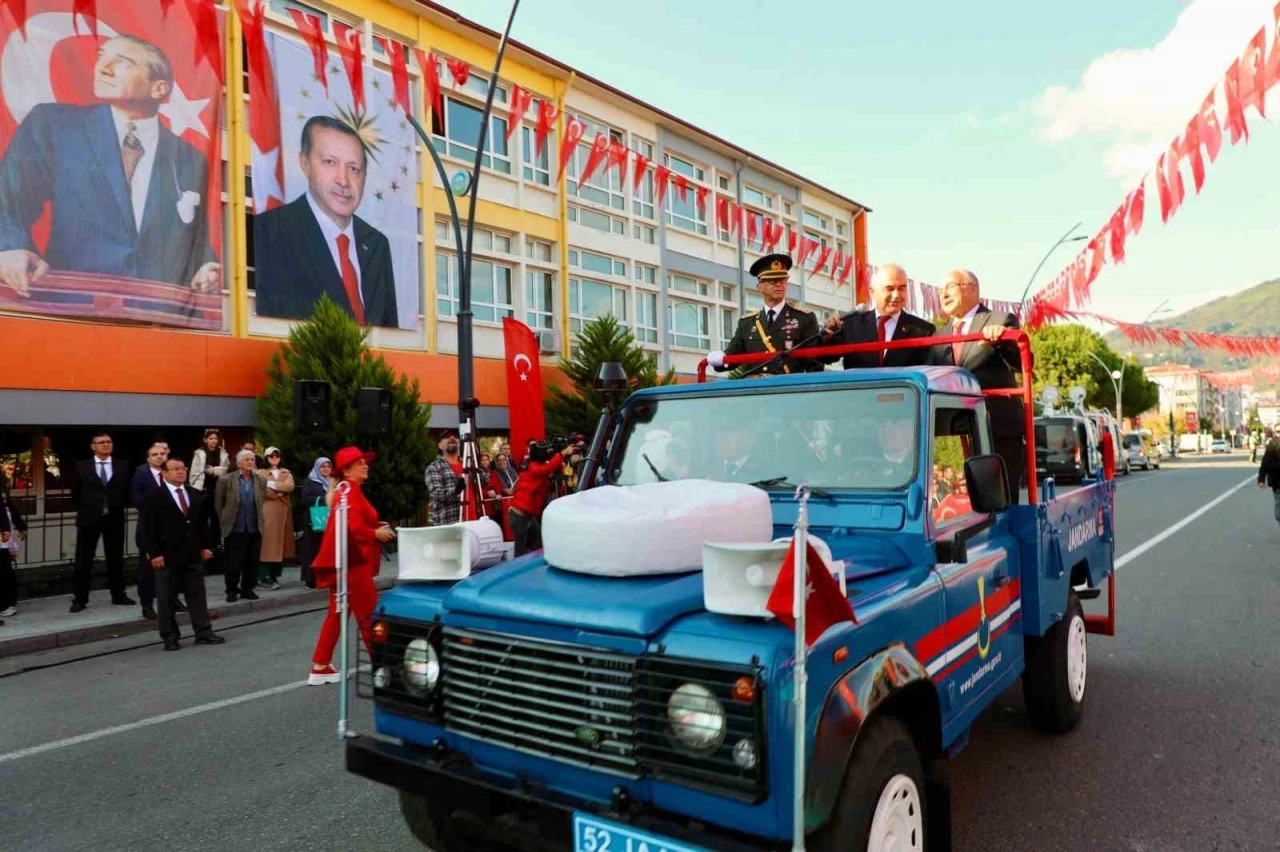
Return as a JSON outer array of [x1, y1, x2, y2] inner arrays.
[[1019, 223, 1091, 304], [1086, 350, 1124, 424], [402, 0, 521, 518]]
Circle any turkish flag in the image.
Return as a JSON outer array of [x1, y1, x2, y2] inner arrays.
[[332, 22, 364, 112], [578, 132, 610, 185], [374, 36, 412, 118], [506, 85, 532, 142], [286, 7, 327, 94], [557, 117, 584, 181], [766, 540, 856, 646], [503, 317, 546, 458], [236, 0, 283, 212]]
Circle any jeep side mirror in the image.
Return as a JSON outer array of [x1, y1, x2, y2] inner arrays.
[[965, 454, 1010, 513]]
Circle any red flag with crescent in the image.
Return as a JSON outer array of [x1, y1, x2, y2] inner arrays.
[[578, 133, 610, 186], [413, 48, 439, 116], [0, 0, 225, 329], [235, 0, 282, 213], [332, 22, 364, 112], [502, 317, 546, 461], [506, 84, 532, 143], [535, 98, 557, 156], [557, 116, 584, 181], [373, 36, 412, 117], [631, 151, 650, 192], [654, 164, 671, 205]]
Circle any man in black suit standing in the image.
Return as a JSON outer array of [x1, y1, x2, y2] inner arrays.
[[0, 35, 219, 294], [253, 116, 398, 326], [69, 432, 133, 613], [819, 264, 936, 369], [709, 253, 824, 376], [139, 458, 225, 651], [130, 443, 168, 620], [927, 269, 1030, 490]]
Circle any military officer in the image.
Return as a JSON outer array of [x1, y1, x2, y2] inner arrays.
[[708, 253, 823, 376]]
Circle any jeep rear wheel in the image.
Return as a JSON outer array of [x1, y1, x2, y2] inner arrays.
[[809, 716, 927, 852], [1023, 592, 1087, 733]]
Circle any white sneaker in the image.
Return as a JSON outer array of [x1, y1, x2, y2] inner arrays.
[[308, 665, 341, 685], [0, 607, 15, 617]]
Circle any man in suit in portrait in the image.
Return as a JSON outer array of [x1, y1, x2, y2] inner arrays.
[[69, 432, 134, 613], [0, 35, 219, 296], [708, 254, 824, 376], [927, 269, 1030, 490], [253, 116, 398, 326], [820, 264, 936, 369], [139, 458, 225, 651]]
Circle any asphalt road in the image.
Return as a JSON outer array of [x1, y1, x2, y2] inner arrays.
[[2, 454, 1276, 852]]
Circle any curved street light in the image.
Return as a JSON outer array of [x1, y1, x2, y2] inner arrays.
[[1019, 222, 1090, 304], [1086, 350, 1125, 424]]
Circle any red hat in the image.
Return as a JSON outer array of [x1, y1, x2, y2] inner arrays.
[[333, 446, 376, 476]]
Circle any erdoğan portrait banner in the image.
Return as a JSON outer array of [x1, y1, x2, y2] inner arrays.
[[0, 0, 224, 330]]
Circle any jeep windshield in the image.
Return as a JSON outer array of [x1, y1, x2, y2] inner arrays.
[[610, 386, 919, 491]]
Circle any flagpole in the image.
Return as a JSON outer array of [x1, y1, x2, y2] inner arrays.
[[334, 481, 351, 740], [792, 485, 809, 852]]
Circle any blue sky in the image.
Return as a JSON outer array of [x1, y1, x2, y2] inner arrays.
[[453, 0, 1279, 323]]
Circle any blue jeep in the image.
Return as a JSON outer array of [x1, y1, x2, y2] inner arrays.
[[346, 364, 1116, 851]]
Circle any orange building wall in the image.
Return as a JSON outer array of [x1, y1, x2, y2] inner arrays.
[[0, 315, 566, 408]]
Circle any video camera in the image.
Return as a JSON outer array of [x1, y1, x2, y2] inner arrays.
[[528, 433, 586, 464]]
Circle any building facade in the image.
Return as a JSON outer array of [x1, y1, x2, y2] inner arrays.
[[1146, 363, 1244, 439], [0, 0, 869, 569]]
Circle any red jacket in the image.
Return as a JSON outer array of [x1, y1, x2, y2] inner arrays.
[[510, 456, 563, 516], [311, 481, 382, 587]]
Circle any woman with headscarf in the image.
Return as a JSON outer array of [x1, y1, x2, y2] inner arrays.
[[299, 456, 332, 589], [308, 446, 396, 685], [255, 447, 295, 591]]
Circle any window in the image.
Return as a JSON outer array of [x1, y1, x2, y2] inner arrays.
[[666, 187, 707, 235], [783, 200, 793, 216], [521, 126, 551, 186], [668, 299, 711, 349], [573, 249, 626, 277], [742, 186, 773, 209], [569, 204, 626, 235], [636, 291, 658, 343], [668, 273, 708, 297], [436, 254, 513, 322], [269, 0, 328, 28], [438, 223, 511, 254], [635, 263, 657, 286], [569, 277, 628, 333], [721, 307, 736, 347], [717, 175, 730, 191], [631, 138, 655, 219], [803, 210, 828, 230], [567, 114, 626, 210], [719, 283, 735, 302], [932, 406, 984, 527], [664, 153, 705, 182], [526, 269, 555, 330], [634, 224, 656, 244], [434, 97, 511, 174], [526, 239, 553, 262], [837, 221, 846, 236], [837, 239, 848, 256]]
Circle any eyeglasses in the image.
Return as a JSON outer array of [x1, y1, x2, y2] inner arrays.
[[941, 282, 975, 293]]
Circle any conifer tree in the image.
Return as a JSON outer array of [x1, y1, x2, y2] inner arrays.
[[256, 296, 435, 521], [544, 315, 675, 436]]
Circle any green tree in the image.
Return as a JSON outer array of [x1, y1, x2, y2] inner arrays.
[[1028, 323, 1159, 417], [256, 296, 435, 522], [545, 315, 675, 436]]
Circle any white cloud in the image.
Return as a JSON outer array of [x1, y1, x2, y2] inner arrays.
[[1033, 0, 1276, 181]]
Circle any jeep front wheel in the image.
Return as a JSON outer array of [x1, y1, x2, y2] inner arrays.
[[809, 716, 927, 852], [1022, 591, 1087, 733]]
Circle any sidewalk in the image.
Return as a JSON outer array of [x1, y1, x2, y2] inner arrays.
[[0, 555, 401, 660]]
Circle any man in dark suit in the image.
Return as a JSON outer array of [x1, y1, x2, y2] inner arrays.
[[69, 432, 134, 613], [927, 269, 1030, 490], [130, 443, 167, 620], [139, 458, 225, 651], [0, 35, 219, 295], [820, 264, 935, 368], [1257, 428, 1280, 528], [709, 253, 823, 377], [253, 116, 398, 326]]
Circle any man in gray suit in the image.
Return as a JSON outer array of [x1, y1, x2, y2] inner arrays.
[[214, 450, 266, 603]]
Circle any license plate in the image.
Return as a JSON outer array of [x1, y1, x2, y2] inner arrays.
[[572, 813, 710, 852]]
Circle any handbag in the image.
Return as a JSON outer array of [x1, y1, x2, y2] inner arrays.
[[309, 497, 330, 533]]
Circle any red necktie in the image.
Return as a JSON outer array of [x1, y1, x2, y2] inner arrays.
[[176, 487, 189, 518], [951, 319, 965, 365], [336, 234, 365, 325], [876, 315, 891, 366]]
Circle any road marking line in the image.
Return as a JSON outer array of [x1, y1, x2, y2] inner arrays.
[[1115, 474, 1255, 570], [0, 679, 309, 764]]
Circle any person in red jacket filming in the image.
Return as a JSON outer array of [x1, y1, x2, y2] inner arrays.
[[509, 441, 576, 557]]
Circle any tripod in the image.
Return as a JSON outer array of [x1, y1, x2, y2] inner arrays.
[[458, 407, 490, 523]]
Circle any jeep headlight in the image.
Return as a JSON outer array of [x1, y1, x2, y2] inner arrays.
[[667, 683, 726, 753], [403, 638, 440, 697]]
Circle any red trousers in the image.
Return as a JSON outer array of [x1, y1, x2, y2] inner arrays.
[[311, 570, 378, 666]]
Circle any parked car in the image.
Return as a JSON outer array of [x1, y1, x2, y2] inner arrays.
[[1035, 415, 1098, 484], [1211, 439, 1231, 454], [1122, 431, 1157, 470]]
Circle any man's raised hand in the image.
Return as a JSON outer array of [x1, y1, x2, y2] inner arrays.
[[0, 249, 49, 296]]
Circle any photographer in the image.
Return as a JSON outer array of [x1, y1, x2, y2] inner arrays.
[[510, 442, 576, 557], [425, 433, 465, 526]]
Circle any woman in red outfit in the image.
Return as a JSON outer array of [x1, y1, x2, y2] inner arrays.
[[307, 446, 397, 686]]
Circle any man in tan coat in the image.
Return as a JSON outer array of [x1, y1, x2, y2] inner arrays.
[[215, 449, 266, 603]]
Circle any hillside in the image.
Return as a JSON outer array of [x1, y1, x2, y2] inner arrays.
[[1105, 277, 1280, 376]]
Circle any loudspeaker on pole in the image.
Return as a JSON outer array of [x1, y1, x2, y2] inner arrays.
[[357, 387, 392, 435], [294, 380, 331, 432]]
